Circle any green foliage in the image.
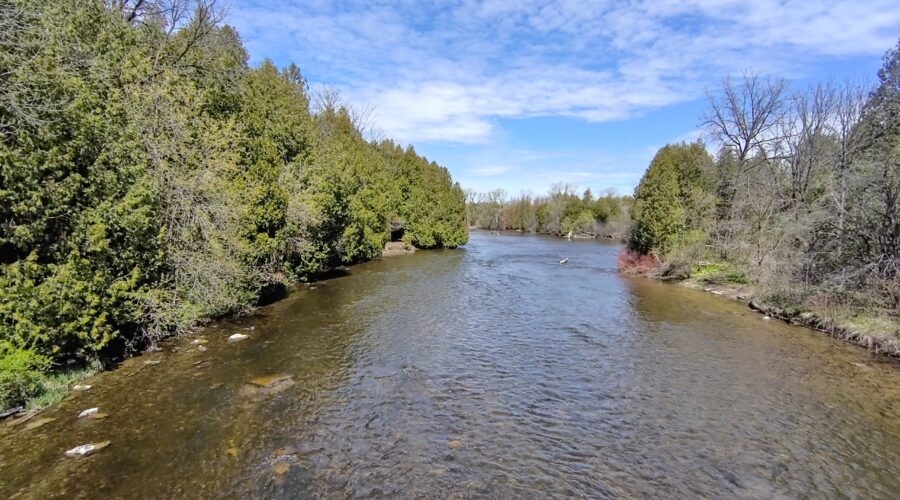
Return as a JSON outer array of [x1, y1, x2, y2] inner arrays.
[[466, 185, 631, 238], [629, 142, 715, 255], [0, 347, 50, 409], [0, 0, 467, 406]]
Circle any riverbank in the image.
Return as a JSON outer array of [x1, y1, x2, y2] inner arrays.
[[621, 256, 900, 358], [0, 240, 433, 420]]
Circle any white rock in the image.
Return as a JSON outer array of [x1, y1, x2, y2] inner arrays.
[[72, 384, 92, 392], [65, 441, 110, 457], [78, 407, 99, 419], [711, 290, 724, 296], [763, 316, 772, 320], [197, 345, 208, 352], [228, 333, 249, 343]]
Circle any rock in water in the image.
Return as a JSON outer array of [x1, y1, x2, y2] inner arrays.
[[24, 417, 57, 431], [228, 333, 249, 343], [72, 384, 92, 392], [65, 441, 110, 458], [274, 446, 298, 457], [249, 374, 293, 388], [197, 345, 208, 352], [191, 338, 209, 345], [78, 407, 99, 419], [274, 461, 291, 475], [448, 439, 464, 449]]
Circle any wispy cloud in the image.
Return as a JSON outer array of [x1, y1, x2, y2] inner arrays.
[[229, 0, 900, 144], [467, 165, 516, 177]]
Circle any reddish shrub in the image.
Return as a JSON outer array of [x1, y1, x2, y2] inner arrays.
[[617, 248, 660, 276]]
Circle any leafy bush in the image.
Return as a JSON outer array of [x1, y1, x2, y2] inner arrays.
[[0, 348, 50, 409]]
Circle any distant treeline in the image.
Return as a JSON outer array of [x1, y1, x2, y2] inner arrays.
[[466, 186, 633, 239], [0, 0, 466, 407], [625, 39, 900, 328]]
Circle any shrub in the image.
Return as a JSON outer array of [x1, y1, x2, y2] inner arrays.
[[617, 248, 661, 276], [0, 348, 50, 409]]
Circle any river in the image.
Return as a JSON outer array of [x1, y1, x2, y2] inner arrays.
[[2, 231, 900, 498]]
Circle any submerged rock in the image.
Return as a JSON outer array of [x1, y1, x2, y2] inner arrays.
[[274, 446, 298, 457], [24, 417, 57, 431], [197, 345, 208, 352], [65, 441, 110, 458], [191, 338, 209, 345], [228, 333, 249, 343], [143, 360, 162, 366], [447, 439, 464, 449], [78, 407, 99, 419], [243, 374, 295, 396], [274, 461, 291, 475], [248, 374, 293, 388]]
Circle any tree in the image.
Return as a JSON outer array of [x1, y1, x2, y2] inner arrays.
[[629, 146, 687, 255]]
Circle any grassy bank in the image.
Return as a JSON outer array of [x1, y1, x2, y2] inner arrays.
[[652, 262, 900, 357]]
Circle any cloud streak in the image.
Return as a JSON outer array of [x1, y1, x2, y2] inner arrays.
[[229, 1, 900, 145]]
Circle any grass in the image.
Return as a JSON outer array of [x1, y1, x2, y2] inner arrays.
[[25, 360, 102, 411], [692, 261, 748, 284], [839, 313, 900, 339]]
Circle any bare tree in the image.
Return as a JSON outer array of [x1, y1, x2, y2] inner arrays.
[[703, 73, 788, 165]]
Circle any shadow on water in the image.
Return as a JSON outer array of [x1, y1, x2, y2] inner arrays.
[[2, 232, 900, 498]]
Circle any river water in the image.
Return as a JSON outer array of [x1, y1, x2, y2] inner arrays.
[[2, 231, 900, 498]]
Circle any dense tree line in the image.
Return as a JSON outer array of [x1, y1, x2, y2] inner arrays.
[[466, 185, 632, 239], [627, 39, 900, 324], [0, 0, 467, 407]]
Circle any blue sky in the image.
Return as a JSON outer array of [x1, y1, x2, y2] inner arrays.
[[227, 0, 900, 196]]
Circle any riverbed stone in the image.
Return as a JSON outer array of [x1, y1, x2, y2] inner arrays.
[[228, 333, 249, 343], [274, 446, 298, 457], [78, 407, 99, 419], [191, 338, 209, 345], [72, 384, 92, 392], [197, 345, 208, 352], [65, 441, 110, 458], [24, 417, 57, 431], [448, 439, 464, 449], [249, 373, 293, 388], [274, 461, 291, 475]]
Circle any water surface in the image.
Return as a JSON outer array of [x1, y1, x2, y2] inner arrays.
[[2, 231, 900, 498]]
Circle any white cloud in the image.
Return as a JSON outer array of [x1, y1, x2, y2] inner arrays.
[[466, 165, 516, 176], [228, 0, 900, 144]]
